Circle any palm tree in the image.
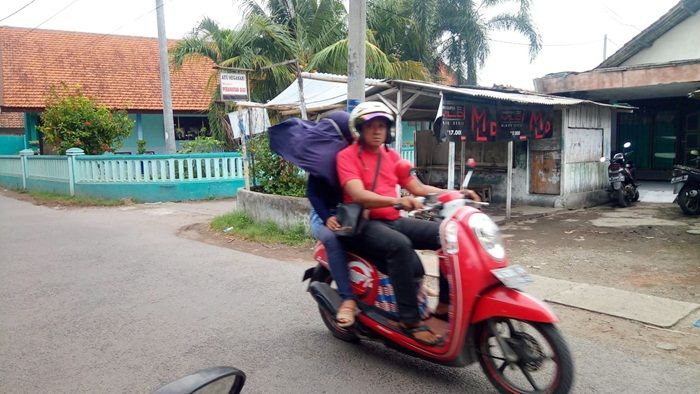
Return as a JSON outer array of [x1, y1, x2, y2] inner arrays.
[[170, 16, 297, 144], [368, 0, 541, 86], [240, 0, 429, 80]]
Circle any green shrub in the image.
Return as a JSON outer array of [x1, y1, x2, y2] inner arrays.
[[179, 136, 225, 153], [137, 139, 147, 154], [39, 83, 134, 155], [247, 133, 305, 197]]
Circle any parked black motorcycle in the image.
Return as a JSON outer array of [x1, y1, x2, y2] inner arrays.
[[601, 142, 639, 207], [671, 149, 700, 216]]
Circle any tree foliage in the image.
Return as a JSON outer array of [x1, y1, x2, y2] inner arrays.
[[39, 84, 134, 155]]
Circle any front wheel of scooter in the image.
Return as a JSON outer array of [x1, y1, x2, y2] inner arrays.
[[475, 318, 574, 394], [312, 266, 359, 343]]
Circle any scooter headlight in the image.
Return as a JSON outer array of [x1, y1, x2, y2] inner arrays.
[[468, 213, 505, 260]]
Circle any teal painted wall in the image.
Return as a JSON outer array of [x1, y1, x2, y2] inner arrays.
[[26, 178, 70, 195], [117, 114, 140, 153], [0, 135, 25, 154], [0, 174, 22, 189], [76, 179, 244, 202], [142, 114, 167, 153]]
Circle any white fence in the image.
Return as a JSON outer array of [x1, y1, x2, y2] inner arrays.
[[75, 155, 244, 183]]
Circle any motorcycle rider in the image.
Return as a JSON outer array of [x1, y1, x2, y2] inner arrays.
[[336, 101, 480, 345]]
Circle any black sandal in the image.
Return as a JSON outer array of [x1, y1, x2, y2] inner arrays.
[[398, 323, 445, 346]]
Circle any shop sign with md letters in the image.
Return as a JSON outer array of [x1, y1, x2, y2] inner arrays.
[[220, 73, 248, 102], [442, 95, 554, 142]]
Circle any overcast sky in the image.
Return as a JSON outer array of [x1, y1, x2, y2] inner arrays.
[[1, 0, 681, 90]]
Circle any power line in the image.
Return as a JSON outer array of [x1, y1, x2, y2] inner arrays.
[[603, 4, 642, 32], [489, 38, 599, 47], [28, 0, 81, 32], [86, 0, 178, 46], [0, 0, 37, 23]]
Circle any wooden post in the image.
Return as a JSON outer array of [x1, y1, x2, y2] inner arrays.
[[240, 108, 252, 190], [460, 140, 466, 186], [506, 140, 513, 219], [448, 141, 455, 189], [395, 88, 403, 152]]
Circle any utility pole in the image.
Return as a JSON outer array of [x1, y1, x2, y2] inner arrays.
[[156, 0, 177, 153], [603, 33, 608, 61], [347, 0, 366, 112]]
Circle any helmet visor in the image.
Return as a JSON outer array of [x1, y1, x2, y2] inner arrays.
[[360, 112, 394, 124]]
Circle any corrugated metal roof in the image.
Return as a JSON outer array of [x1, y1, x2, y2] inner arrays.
[[263, 73, 634, 112], [393, 80, 633, 109]]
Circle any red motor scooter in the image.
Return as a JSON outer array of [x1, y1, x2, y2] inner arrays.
[[303, 162, 574, 394]]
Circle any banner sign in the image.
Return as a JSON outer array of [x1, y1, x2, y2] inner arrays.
[[441, 95, 554, 142], [220, 73, 248, 102]]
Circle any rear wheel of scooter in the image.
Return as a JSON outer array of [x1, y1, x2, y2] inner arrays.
[[632, 189, 640, 202], [616, 189, 627, 207], [312, 266, 360, 343], [476, 318, 574, 394], [677, 185, 700, 215]]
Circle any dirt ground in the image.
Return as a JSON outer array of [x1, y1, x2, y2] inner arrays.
[[500, 203, 700, 303]]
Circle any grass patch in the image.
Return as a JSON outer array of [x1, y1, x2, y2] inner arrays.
[[211, 210, 313, 246], [28, 191, 129, 206]]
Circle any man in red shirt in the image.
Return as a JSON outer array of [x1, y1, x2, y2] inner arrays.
[[337, 102, 479, 346]]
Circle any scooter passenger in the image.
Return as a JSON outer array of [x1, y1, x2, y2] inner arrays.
[[336, 102, 480, 346], [306, 113, 358, 328]]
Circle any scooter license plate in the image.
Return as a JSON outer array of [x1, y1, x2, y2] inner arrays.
[[670, 175, 688, 184], [491, 265, 533, 289], [609, 175, 624, 182]]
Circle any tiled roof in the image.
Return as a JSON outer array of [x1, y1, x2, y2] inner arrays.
[[0, 26, 215, 112], [0, 111, 24, 128]]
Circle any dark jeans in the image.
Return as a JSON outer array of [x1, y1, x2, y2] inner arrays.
[[343, 217, 449, 324]]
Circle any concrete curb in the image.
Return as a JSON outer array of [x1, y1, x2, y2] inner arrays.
[[418, 253, 699, 328], [527, 275, 700, 328]]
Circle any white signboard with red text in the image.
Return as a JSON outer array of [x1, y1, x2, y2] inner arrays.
[[220, 73, 248, 102]]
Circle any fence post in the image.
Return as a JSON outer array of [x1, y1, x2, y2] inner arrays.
[[66, 148, 85, 196], [19, 149, 34, 190]]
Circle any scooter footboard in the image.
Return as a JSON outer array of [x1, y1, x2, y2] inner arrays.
[[471, 286, 558, 324]]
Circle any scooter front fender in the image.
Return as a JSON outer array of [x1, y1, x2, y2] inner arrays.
[[471, 286, 558, 324]]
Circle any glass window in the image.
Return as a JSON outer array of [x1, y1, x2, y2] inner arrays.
[[174, 115, 210, 140]]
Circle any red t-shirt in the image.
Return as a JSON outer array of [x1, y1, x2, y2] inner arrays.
[[336, 143, 414, 220]]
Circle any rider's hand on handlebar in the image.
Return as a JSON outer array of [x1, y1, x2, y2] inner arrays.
[[461, 189, 482, 202], [396, 196, 424, 211]]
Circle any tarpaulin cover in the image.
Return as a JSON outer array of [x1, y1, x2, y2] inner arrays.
[[268, 111, 353, 186]]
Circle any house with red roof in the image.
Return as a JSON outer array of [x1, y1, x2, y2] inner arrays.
[[0, 26, 216, 154]]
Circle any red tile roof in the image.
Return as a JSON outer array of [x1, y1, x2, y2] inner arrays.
[[0, 26, 215, 112], [0, 111, 24, 129]]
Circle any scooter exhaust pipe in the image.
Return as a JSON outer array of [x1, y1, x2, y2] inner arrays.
[[308, 281, 342, 316]]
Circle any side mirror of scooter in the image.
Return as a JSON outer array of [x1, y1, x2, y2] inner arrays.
[[154, 366, 246, 394], [462, 158, 477, 189]]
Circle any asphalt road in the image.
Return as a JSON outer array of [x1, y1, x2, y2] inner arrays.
[[1, 195, 698, 393]]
